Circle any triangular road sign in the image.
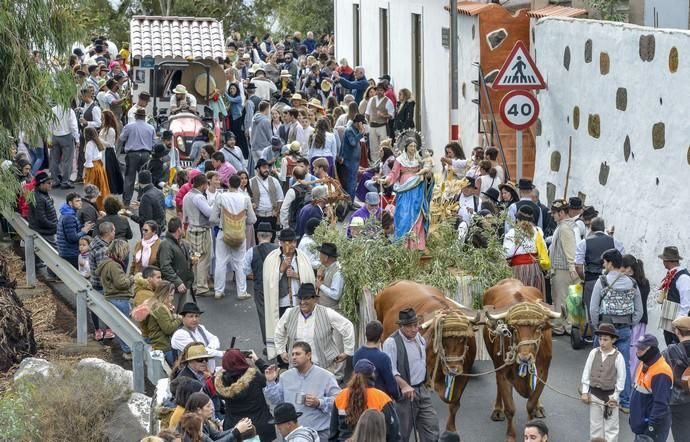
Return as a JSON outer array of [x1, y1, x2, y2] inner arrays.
[[492, 41, 545, 90]]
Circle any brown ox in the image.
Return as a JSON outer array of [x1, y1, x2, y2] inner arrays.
[[375, 280, 479, 433], [482, 279, 560, 442]]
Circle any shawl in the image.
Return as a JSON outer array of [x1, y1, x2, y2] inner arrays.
[[136, 234, 159, 268], [264, 248, 315, 359]]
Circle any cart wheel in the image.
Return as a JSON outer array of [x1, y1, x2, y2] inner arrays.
[[570, 326, 584, 350]]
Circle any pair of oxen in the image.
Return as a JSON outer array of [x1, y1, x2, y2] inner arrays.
[[375, 279, 561, 442]]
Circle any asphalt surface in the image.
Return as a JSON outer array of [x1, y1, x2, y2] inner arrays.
[[46, 184, 673, 442]]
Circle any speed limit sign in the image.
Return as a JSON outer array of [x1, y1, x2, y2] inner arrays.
[[499, 90, 539, 130]]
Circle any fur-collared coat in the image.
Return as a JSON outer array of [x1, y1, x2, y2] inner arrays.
[[214, 360, 276, 442]]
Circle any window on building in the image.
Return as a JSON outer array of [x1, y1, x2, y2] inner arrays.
[[353, 4, 361, 66], [379, 8, 389, 75]]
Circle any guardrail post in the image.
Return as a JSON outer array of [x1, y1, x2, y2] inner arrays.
[[24, 234, 36, 287], [76, 289, 88, 345], [132, 341, 146, 393]]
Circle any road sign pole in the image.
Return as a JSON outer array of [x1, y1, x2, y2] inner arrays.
[[516, 130, 523, 181]]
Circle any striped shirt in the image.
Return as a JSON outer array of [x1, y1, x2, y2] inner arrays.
[[549, 219, 576, 270]]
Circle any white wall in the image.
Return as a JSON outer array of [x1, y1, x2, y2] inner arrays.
[[334, 0, 452, 160], [457, 14, 481, 153], [533, 17, 690, 281], [644, 0, 689, 30]]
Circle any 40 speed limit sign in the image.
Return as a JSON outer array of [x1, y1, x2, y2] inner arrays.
[[499, 90, 539, 130]]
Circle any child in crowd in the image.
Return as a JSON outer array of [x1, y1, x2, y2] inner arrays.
[[78, 236, 92, 278]]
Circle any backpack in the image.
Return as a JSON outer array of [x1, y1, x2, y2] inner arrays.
[[599, 274, 637, 317], [289, 183, 311, 227], [222, 206, 247, 247]]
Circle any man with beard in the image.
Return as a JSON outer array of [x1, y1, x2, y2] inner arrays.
[[249, 159, 284, 243]]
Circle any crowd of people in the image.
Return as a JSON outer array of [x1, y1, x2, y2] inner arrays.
[[5, 30, 690, 442]]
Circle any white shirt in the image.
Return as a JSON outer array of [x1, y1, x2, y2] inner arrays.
[[81, 101, 102, 128], [449, 158, 469, 177], [99, 127, 117, 148], [96, 91, 109, 110], [210, 191, 257, 230], [365, 95, 395, 120], [503, 227, 541, 258], [83, 141, 102, 168], [274, 306, 356, 365], [280, 187, 297, 227], [171, 325, 224, 372], [251, 77, 277, 101], [670, 266, 690, 317], [50, 105, 79, 140], [295, 125, 314, 157], [580, 347, 626, 401], [254, 176, 284, 215], [574, 232, 626, 266], [169, 93, 198, 112], [127, 104, 150, 124], [297, 235, 321, 270], [457, 193, 481, 225], [206, 188, 217, 207], [319, 264, 344, 302]]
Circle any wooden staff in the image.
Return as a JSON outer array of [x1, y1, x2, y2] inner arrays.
[[563, 136, 573, 199]]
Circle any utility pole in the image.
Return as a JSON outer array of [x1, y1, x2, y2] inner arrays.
[[450, 0, 459, 141]]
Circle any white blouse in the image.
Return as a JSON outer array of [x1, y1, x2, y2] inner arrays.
[[84, 141, 102, 168], [503, 227, 541, 258], [99, 127, 117, 148]]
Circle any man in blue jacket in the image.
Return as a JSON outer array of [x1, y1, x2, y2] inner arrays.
[[335, 67, 368, 103], [57, 192, 94, 268], [340, 114, 366, 201]]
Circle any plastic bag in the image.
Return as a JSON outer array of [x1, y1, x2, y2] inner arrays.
[[566, 283, 586, 326]]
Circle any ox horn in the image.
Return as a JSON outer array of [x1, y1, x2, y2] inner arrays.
[[485, 310, 508, 321], [464, 311, 481, 324], [539, 303, 562, 319]]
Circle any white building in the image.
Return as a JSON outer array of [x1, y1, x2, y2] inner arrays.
[[334, 0, 452, 158]]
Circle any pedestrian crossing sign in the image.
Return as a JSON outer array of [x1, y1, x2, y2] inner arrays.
[[492, 41, 545, 90]]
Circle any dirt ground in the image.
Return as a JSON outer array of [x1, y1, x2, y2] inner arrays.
[[0, 246, 113, 394]]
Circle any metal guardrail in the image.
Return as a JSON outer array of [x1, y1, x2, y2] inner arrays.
[[2, 210, 165, 392]]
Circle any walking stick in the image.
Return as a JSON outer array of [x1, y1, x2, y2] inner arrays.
[[563, 136, 572, 199]]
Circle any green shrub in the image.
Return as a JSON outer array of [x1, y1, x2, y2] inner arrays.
[[0, 364, 128, 441]]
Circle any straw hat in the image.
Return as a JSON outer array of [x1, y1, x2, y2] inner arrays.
[[291, 93, 306, 105], [280, 69, 291, 78], [307, 98, 324, 110], [172, 84, 188, 94]]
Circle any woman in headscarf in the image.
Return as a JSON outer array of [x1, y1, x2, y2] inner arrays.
[[214, 349, 275, 442]]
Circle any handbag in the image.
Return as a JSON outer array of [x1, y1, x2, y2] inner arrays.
[[535, 230, 551, 271]]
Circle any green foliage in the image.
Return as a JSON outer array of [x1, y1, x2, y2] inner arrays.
[[0, 0, 86, 210], [587, 0, 627, 22], [0, 364, 127, 441], [313, 215, 511, 322], [270, 0, 334, 36]]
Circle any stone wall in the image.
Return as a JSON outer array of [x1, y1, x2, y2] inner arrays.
[[533, 17, 690, 281]]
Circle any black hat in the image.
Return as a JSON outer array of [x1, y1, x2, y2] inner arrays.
[[482, 187, 500, 203], [268, 403, 302, 425], [138, 91, 151, 101], [516, 206, 535, 222], [256, 222, 273, 233], [296, 283, 318, 299], [152, 143, 169, 159], [255, 158, 269, 169], [134, 107, 147, 118], [568, 197, 583, 210], [397, 307, 419, 325], [378, 74, 391, 81], [581, 206, 598, 221], [317, 242, 338, 258], [73, 47, 84, 57], [179, 303, 204, 315], [246, 83, 257, 90], [594, 323, 619, 339], [517, 179, 534, 190], [278, 228, 297, 241], [462, 176, 476, 188], [161, 130, 173, 141], [305, 218, 321, 236], [225, 131, 236, 140], [271, 136, 282, 147], [34, 170, 52, 185], [658, 246, 683, 261], [352, 114, 367, 124]]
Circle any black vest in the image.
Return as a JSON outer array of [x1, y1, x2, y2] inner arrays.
[[584, 233, 615, 280], [667, 269, 690, 304], [392, 331, 412, 385], [250, 243, 278, 294], [514, 199, 541, 227]]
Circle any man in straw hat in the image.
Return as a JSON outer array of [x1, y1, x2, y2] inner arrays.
[[630, 334, 673, 441], [251, 64, 277, 101], [658, 245, 690, 345], [548, 198, 579, 335], [662, 316, 690, 440], [365, 82, 394, 163], [169, 84, 197, 115], [580, 323, 626, 441], [273, 283, 354, 375], [382, 307, 439, 442]]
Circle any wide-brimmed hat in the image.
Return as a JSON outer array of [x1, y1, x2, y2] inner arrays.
[[291, 93, 305, 104], [397, 307, 420, 325], [365, 192, 380, 205], [349, 216, 364, 228], [672, 316, 690, 331], [594, 323, 619, 339], [307, 98, 323, 110], [182, 343, 211, 363], [256, 222, 273, 233], [659, 246, 683, 261], [296, 282, 318, 299], [581, 206, 599, 221], [250, 64, 265, 75], [320, 79, 332, 92], [568, 196, 583, 210], [138, 91, 151, 101], [97, 78, 108, 89], [172, 84, 188, 94], [179, 303, 203, 315], [279, 228, 297, 241], [255, 158, 269, 169], [550, 198, 569, 212], [280, 69, 291, 78], [134, 108, 147, 118], [268, 403, 302, 425], [288, 141, 301, 153], [34, 170, 52, 185], [635, 334, 659, 350], [517, 179, 534, 190], [317, 242, 338, 258], [516, 206, 535, 222], [482, 187, 500, 203], [498, 181, 518, 200]]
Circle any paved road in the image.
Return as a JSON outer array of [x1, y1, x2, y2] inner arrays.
[[47, 184, 673, 441]]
